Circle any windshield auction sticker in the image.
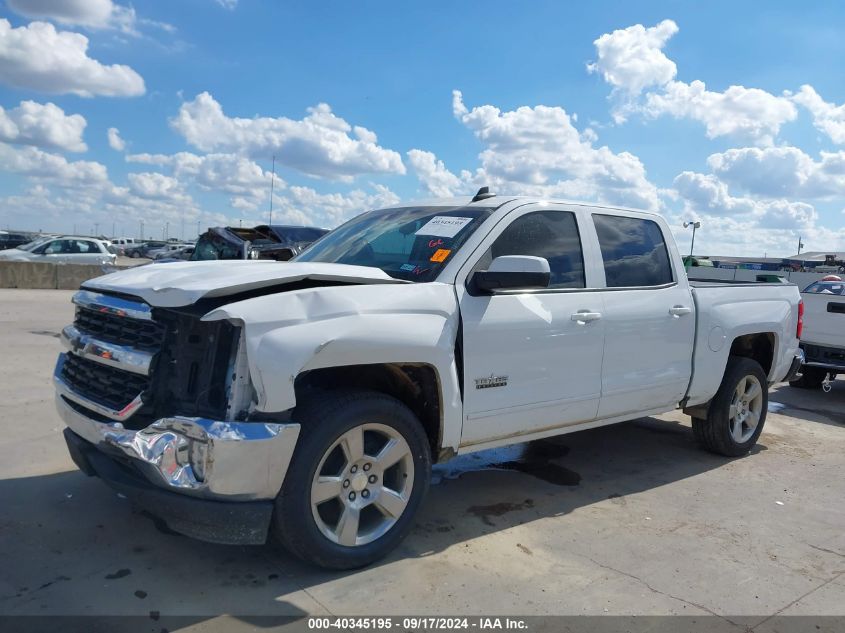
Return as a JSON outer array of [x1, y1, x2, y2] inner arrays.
[[415, 216, 472, 238], [430, 248, 451, 262]]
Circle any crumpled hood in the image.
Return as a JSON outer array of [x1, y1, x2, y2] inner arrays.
[[82, 260, 405, 307]]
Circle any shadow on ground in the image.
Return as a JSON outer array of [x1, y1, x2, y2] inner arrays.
[[768, 378, 845, 426], [0, 415, 762, 628]]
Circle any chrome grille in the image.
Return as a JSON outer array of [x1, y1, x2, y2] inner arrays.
[[61, 353, 150, 411], [74, 306, 165, 351], [56, 290, 162, 421]]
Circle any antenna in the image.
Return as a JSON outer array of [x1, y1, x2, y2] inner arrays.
[[269, 155, 276, 225], [471, 186, 496, 202]]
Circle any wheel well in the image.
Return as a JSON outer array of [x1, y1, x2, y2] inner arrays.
[[294, 363, 443, 459], [729, 333, 774, 377]]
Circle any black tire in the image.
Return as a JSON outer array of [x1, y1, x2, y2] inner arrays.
[[789, 366, 827, 390], [692, 356, 768, 457], [273, 390, 431, 570], [130, 251, 140, 258]]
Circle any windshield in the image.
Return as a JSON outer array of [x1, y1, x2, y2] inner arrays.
[[803, 281, 845, 295], [295, 206, 494, 282], [18, 236, 52, 252]]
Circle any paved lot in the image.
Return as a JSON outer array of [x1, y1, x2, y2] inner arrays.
[[1, 289, 844, 629]]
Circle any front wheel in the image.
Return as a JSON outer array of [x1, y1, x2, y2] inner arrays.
[[692, 356, 768, 457], [273, 390, 431, 570]]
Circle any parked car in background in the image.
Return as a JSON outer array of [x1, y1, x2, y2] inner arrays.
[[153, 245, 195, 261], [123, 241, 168, 259], [0, 230, 39, 250], [191, 224, 328, 261], [790, 278, 845, 389], [147, 243, 194, 260], [0, 236, 116, 264], [54, 191, 802, 570]]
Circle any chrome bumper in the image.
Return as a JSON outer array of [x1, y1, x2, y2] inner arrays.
[[55, 376, 300, 501]]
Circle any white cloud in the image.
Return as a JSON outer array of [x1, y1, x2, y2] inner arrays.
[[587, 19, 679, 95], [0, 142, 107, 185], [127, 151, 274, 209], [707, 146, 845, 199], [107, 127, 125, 151], [791, 85, 845, 144], [591, 20, 796, 145], [0, 19, 145, 97], [4, 0, 175, 36], [214, 0, 238, 8], [0, 140, 215, 236], [673, 170, 816, 230], [8, 0, 116, 28], [643, 81, 796, 145], [0, 100, 87, 152], [269, 184, 400, 228], [406, 149, 463, 197], [127, 172, 188, 201], [444, 90, 660, 210], [169, 92, 405, 181]]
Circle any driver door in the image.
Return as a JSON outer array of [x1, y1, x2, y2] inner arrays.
[[38, 239, 71, 263], [456, 204, 606, 447]]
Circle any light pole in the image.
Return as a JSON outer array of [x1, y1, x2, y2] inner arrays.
[[683, 221, 701, 262]]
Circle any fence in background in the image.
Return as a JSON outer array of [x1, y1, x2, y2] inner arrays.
[[0, 261, 114, 290], [687, 267, 833, 289]]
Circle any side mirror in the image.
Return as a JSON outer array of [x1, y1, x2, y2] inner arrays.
[[472, 255, 551, 292]]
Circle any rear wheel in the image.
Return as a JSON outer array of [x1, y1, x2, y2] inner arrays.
[[789, 366, 827, 390], [692, 356, 768, 457], [273, 390, 431, 570]]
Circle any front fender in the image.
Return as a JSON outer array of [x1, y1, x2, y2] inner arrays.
[[203, 283, 464, 451]]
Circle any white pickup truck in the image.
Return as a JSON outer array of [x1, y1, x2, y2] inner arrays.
[[55, 191, 803, 569], [790, 278, 845, 388]]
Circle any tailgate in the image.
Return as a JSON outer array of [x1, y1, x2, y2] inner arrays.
[[801, 293, 845, 348]]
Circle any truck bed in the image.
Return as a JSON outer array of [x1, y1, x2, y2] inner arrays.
[[689, 280, 796, 288], [684, 281, 801, 406]]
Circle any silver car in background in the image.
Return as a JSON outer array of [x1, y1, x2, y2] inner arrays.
[[0, 236, 116, 265]]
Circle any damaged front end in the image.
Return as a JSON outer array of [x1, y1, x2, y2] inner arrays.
[[54, 290, 300, 544]]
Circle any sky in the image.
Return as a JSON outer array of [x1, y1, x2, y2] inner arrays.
[[1, 1, 844, 257]]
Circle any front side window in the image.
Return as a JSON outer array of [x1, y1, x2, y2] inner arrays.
[[296, 206, 494, 282], [475, 211, 586, 289], [593, 214, 673, 288], [42, 240, 68, 254]]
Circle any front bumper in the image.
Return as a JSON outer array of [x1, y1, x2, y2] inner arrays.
[[63, 428, 273, 545], [54, 355, 300, 501], [782, 348, 806, 383]]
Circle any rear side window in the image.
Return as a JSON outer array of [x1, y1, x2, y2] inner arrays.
[[486, 211, 586, 289], [593, 214, 673, 288]]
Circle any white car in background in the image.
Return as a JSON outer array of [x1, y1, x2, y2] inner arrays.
[[0, 236, 116, 265], [790, 278, 845, 388]]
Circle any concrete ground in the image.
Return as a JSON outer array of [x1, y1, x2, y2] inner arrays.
[[1, 289, 844, 630]]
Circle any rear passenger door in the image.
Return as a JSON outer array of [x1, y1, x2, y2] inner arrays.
[[589, 212, 695, 419]]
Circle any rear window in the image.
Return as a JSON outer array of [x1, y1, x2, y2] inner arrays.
[[593, 214, 674, 288], [803, 281, 845, 295]]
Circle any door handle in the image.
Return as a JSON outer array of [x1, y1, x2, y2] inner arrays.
[[669, 305, 692, 317], [571, 310, 602, 323]]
